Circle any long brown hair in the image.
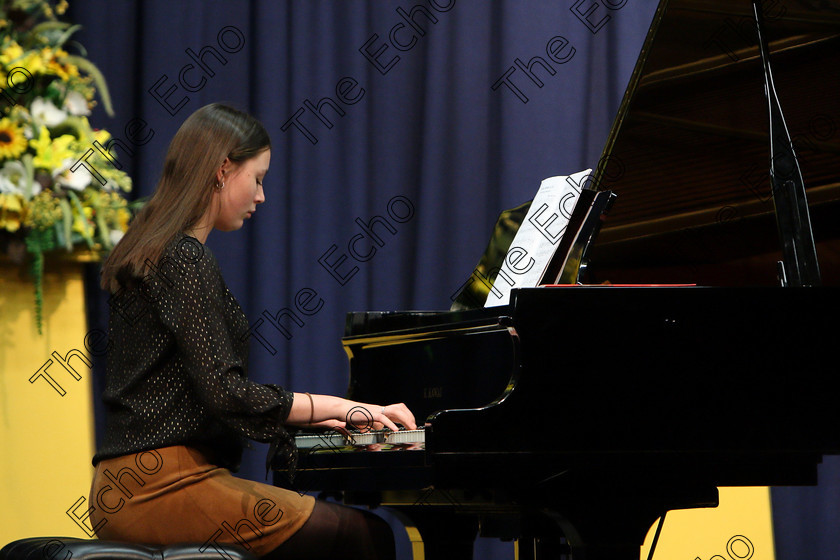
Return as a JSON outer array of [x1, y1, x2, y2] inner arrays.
[[101, 103, 270, 292]]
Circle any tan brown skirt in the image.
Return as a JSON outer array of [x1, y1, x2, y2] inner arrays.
[[89, 445, 315, 557]]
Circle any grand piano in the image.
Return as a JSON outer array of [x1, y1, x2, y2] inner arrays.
[[273, 1, 840, 558]]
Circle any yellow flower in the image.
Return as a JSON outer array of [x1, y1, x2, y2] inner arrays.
[[0, 192, 24, 232], [48, 49, 79, 80], [116, 207, 130, 230], [72, 204, 93, 235], [47, 60, 73, 81], [97, 191, 131, 230], [23, 191, 62, 230], [93, 128, 111, 145], [20, 51, 44, 75], [0, 41, 24, 65], [0, 118, 28, 160], [30, 126, 75, 170], [98, 162, 133, 192], [0, 192, 23, 231]]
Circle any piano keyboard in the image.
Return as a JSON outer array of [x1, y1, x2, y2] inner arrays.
[[294, 428, 425, 449]]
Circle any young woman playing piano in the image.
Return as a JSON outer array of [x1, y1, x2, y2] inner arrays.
[[91, 103, 415, 560]]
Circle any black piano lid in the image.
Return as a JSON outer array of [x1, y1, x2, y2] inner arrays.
[[588, 0, 840, 269]]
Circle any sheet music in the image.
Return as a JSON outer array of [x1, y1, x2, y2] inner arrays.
[[484, 169, 591, 307]]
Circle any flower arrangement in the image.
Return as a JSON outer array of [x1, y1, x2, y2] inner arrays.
[[0, 0, 138, 332]]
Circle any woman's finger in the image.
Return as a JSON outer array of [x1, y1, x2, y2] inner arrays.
[[384, 403, 417, 430]]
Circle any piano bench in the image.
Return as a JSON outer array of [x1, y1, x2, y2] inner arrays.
[[0, 537, 257, 560]]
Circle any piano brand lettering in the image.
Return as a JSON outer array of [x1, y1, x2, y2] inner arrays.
[[423, 386, 443, 398], [282, 1, 454, 145], [66, 450, 164, 537], [0, 66, 34, 108], [244, 195, 415, 353], [695, 534, 754, 560]]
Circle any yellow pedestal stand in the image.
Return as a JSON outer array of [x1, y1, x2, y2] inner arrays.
[[0, 256, 98, 543], [641, 487, 775, 559]]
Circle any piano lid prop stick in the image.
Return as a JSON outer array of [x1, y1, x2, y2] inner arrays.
[[752, 0, 821, 287]]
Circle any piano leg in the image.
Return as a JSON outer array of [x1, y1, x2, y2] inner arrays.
[[510, 508, 649, 560], [516, 512, 572, 559], [389, 507, 478, 560]]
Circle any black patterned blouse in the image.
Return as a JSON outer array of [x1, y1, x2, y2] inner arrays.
[[92, 232, 296, 473]]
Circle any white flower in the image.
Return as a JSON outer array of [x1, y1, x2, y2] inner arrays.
[[53, 157, 92, 191], [63, 91, 91, 116], [31, 97, 68, 127], [0, 160, 39, 198], [109, 229, 124, 246]]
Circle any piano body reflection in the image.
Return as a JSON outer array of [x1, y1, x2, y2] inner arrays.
[[273, 1, 840, 558]]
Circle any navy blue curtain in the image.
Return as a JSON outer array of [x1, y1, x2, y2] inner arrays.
[[70, 1, 836, 558]]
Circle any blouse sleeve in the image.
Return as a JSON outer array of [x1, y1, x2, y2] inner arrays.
[[150, 242, 293, 442]]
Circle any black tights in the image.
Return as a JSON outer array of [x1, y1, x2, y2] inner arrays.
[[264, 500, 396, 560]]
